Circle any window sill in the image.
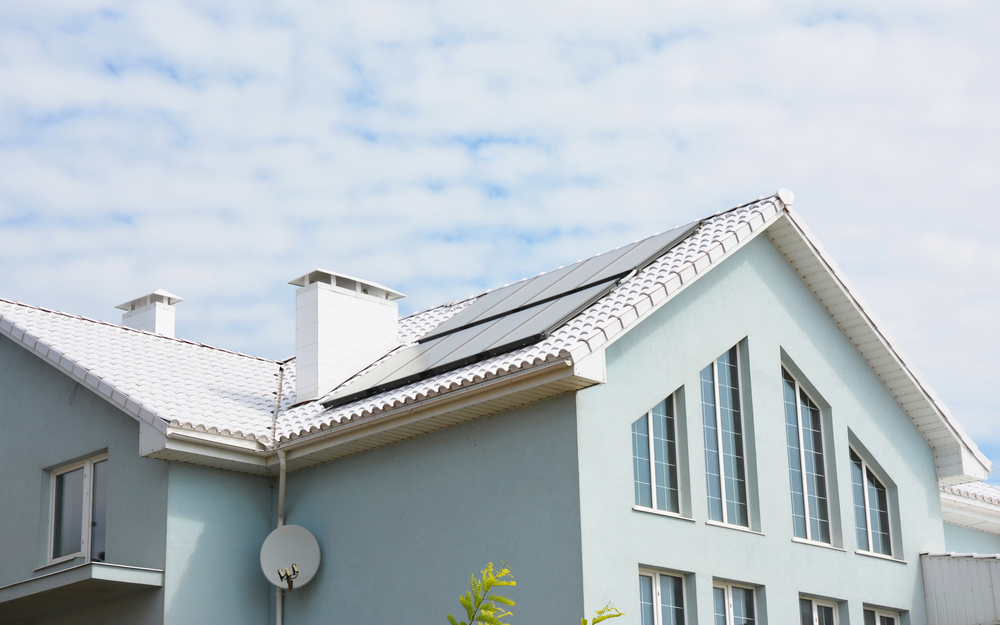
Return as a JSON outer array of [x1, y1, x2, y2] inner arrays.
[[632, 506, 696, 522], [855, 550, 907, 564], [705, 519, 764, 536], [33, 555, 82, 572], [791, 537, 846, 552]]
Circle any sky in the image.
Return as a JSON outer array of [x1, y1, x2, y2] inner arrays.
[[1, 1, 998, 476]]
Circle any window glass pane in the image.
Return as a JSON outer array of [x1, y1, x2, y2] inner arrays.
[[784, 370, 807, 539], [91, 460, 108, 562], [702, 364, 724, 522], [863, 609, 876, 625], [800, 391, 830, 543], [799, 598, 813, 625], [718, 347, 749, 527], [659, 574, 684, 625], [713, 587, 727, 625], [731, 586, 755, 625], [53, 467, 84, 558], [850, 450, 869, 551], [632, 416, 652, 508], [867, 470, 892, 555], [879, 617, 895, 625], [817, 605, 836, 625], [652, 399, 679, 513], [639, 575, 654, 625]]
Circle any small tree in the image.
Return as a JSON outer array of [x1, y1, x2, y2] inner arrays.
[[582, 603, 624, 624], [447, 562, 516, 625]]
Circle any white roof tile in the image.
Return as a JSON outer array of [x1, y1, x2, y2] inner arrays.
[[943, 481, 1000, 506], [0, 198, 778, 444]]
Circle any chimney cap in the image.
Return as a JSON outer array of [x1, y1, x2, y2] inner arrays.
[[115, 289, 184, 311], [288, 269, 405, 301]]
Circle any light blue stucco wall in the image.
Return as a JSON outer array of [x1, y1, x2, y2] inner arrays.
[[162, 463, 273, 625], [278, 393, 585, 625], [0, 333, 168, 623], [943, 523, 1000, 554], [575, 234, 945, 625]]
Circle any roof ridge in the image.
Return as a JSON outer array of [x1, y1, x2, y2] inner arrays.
[[0, 296, 280, 365]]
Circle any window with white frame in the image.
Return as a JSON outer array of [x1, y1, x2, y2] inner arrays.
[[783, 368, 830, 543], [850, 448, 892, 556], [50, 454, 108, 563], [863, 608, 898, 625], [632, 395, 680, 514], [800, 597, 838, 625], [701, 345, 749, 527], [713, 582, 755, 625], [638, 571, 684, 625]]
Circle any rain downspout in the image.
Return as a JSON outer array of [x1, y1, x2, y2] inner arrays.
[[270, 364, 287, 625]]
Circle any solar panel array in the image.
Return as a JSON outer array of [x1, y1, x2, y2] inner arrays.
[[322, 219, 702, 408]]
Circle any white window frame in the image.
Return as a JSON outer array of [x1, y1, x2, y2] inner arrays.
[[703, 345, 750, 527], [850, 446, 893, 557], [633, 394, 681, 515], [800, 597, 839, 625], [783, 367, 831, 543], [639, 569, 687, 625], [864, 608, 899, 625], [714, 581, 757, 625], [48, 454, 107, 565]]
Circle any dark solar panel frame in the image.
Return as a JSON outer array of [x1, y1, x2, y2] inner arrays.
[[322, 219, 702, 409]]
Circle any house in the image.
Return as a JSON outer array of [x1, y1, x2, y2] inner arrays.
[[2, 191, 999, 625]]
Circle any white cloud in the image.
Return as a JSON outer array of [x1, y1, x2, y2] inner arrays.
[[1, 0, 999, 461]]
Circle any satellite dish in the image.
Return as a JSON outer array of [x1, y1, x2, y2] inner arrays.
[[260, 525, 321, 591]]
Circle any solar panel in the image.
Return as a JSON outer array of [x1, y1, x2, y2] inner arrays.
[[322, 219, 701, 408]]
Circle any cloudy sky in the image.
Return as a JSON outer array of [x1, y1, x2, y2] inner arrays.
[[1, 1, 998, 474]]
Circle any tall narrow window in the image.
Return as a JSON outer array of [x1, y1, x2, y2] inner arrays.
[[632, 396, 679, 514], [714, 583, 756, 625], [851, 449, 892, 556], [800, 598, 838, 625], [702, 345, 749, 527], [863, 608, 898, 625], [783, 368, 830, 543], [50, 455, 108, 563], [639, 571, 685, 625]]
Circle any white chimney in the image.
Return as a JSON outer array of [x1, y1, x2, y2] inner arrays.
[[289, 269, 405, 402], [115, 290, 183, 338]]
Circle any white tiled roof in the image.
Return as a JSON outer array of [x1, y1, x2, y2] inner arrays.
[[943, 481, 1000, 506], [0, 299, 282, 441], [275, 197, 781, 440], [0, 197, 780, 445]]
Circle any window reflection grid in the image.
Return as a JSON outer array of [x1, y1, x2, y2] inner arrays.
[[782, 368, 830, 543], [638, 571, 685, 625], [850, 448, 892, 556], [633, 396, 680, 514], [713, 582, 755, 625], [701, 346, 749, 527]]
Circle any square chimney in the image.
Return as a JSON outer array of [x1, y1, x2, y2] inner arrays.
[[289, 269, 404, 402], [116, 290, 183, 338]]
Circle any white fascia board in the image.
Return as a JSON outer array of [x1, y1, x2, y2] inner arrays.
[[0, 317, 169, 435], [282, 358, 582, 463], [778, 208, 991, 481], [941, 491, 1000, 534]]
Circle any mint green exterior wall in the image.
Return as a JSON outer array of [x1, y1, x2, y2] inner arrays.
[[0, 333, 168, 624], [576, 235, 944, 625], [278, 393, 585, 624], [943, 522, 1000, 554], [162, 463, 272, 625]]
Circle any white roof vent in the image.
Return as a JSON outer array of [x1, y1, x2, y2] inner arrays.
[[115, 289, 183, 338]]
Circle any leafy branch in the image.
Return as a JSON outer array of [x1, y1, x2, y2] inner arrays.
[[447, 562, 516, 625], [582, 603, 624, 624]]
